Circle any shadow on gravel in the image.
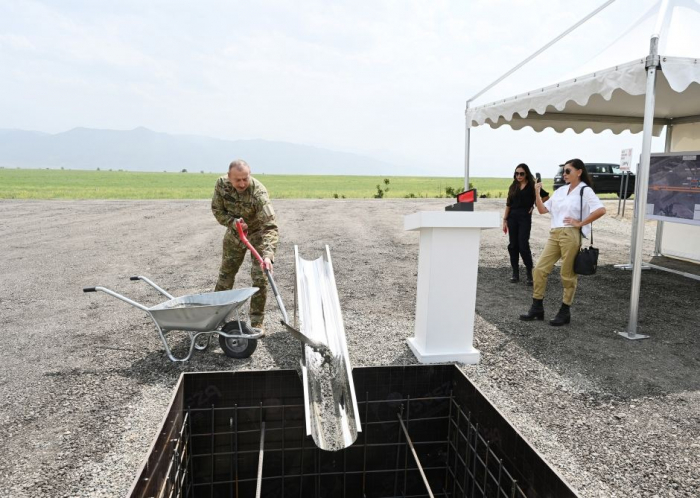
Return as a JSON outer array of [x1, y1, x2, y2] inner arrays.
[[60, 325, 316, 389], [387, 342, 422, 366], [476, 265, 700, 399], [109, 335, 257, 386]]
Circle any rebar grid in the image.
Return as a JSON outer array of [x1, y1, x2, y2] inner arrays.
[[157, 411, 192, 498], [158, 392, 527, 498], [443, 396, 527, 498]]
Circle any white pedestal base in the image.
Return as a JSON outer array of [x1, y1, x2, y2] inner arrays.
[[617, 331, 650, 340], [407, 337, 481, 364], [404, 211, 499, 366]]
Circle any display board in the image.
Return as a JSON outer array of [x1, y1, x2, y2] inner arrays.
[[647, 152, 700, 226]]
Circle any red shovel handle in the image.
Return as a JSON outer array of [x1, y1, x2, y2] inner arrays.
[[234, 220, 330, 358], [235, 219, 266, 268]]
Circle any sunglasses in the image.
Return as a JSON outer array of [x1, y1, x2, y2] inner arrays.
[[514, 172, 526, 176], [563, 168, 574, 174]]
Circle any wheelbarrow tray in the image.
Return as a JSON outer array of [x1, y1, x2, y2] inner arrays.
[[149, 288, 258, 332]]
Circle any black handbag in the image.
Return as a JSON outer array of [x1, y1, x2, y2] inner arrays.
[[574, 186, 599, 275]]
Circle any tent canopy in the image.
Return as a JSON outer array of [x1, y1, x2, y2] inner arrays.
[[463, 0, 700, 337], [466, 0, 700, 135]]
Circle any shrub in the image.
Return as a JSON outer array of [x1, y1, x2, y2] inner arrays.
[[374, 178, 390, 198], [445, 182, 474, 198]]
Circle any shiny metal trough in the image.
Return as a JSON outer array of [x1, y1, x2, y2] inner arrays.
[[294, 245, 362, 451], [83, 276, 263, 362]]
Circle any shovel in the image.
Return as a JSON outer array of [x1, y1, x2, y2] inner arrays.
[[234, 219, 332, 359]]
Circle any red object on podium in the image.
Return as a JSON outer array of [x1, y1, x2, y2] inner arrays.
[[456, 190, 476, 203], [445, 188, 477, 211]]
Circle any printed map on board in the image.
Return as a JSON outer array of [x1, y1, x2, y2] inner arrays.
[[647, 153, 700, 226]]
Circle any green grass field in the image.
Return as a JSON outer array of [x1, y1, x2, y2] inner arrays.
[[0, 168, 556, 200]]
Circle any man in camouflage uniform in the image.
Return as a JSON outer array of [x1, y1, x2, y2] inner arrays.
[[212, 160, 279, 330]]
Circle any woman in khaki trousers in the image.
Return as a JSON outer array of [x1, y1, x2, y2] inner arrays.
[[519, 159, 606, 326]]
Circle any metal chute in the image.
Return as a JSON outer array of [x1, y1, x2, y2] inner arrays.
[[294, 245, 361, 451], [233, 218, 360, 451]]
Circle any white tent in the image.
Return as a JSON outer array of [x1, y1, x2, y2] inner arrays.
[[464, 0, 700, 338]]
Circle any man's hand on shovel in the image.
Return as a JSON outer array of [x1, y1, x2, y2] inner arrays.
[[234, 218, 272, 272], [263, 257, 273, 273], [234, 218, 333, 364]]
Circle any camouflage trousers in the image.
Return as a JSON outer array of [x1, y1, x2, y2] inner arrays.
[[214, 229, 267, 326]]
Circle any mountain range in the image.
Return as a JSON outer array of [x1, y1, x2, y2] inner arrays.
[[0, 127, 426, 176]]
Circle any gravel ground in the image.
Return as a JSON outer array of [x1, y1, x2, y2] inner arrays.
[[0, 198, 698, 497]]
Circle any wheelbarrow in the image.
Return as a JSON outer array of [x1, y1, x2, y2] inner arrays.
[[83, 276, 264, 362]]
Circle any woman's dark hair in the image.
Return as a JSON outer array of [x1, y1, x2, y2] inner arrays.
[[507, 163, 535, 203], [564, 158, 594, 187]]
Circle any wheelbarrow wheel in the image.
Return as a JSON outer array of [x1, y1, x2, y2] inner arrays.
[[219, 321, 257, 359]]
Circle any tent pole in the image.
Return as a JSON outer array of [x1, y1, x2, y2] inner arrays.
[[464, 101, 471, 192], [664, 123, 674, 154], [614, 177, 643, 270], [619, 36, 660, 341], [630, 177, 640, 267], [653, 125, 673, 256]]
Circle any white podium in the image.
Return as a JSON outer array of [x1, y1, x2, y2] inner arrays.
[[404, 211, 500, 364]]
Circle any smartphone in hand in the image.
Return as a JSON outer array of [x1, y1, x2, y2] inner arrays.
[[536, 172, 542, 183]]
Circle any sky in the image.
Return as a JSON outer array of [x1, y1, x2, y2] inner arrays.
[[0, 0, 669, 177]]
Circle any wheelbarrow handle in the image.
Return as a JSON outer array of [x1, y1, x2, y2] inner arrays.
[[81, 286, 150, 311]]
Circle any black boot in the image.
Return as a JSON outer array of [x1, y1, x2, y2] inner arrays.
[[525, 267, 533, 286], [549, 303, 571, 326], [519, 298, 544, 321], [510, 267, 520, 283]]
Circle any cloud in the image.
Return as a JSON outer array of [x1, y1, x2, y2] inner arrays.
[[0, 0, 667, 176]]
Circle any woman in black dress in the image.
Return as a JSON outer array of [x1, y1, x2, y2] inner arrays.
[[502, 163, 549, 285]]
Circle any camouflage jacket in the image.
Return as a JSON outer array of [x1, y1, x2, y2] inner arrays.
[[211, 176, 279, 260]]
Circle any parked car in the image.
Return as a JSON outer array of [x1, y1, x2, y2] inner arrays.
[[553, 163, 635, 198]]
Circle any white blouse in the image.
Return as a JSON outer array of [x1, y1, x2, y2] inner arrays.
[[543, 182, 604, 238]]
